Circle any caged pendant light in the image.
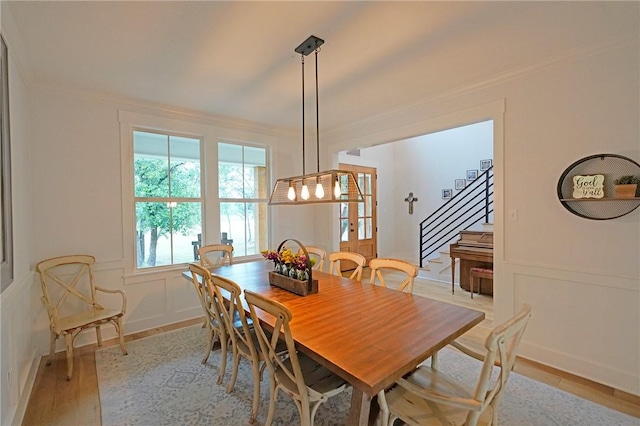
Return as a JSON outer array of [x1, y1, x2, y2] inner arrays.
[[268, 35, 364, 205]]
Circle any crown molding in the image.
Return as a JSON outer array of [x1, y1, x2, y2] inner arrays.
[[30, 81, 292, 137]]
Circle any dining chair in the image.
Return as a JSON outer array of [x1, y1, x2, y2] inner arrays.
[[36, 254, 128, 380], [328, 251, 367, 281], [198, 243, 234, 268], [244, 289, 349, 426], [187, 263, 229, 384], [378, 304, 532, 426], [209, 274, 265, 424], [368, 258, 418, 293], [299, 245, 326, 272]]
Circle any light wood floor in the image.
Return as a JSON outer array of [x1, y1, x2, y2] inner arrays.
[[23, 272, 640, 425]]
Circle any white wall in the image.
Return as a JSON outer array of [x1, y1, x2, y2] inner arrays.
[[0, 6, 39, 422], [327, 40, 640, 395], [348, 120, 493, 263]]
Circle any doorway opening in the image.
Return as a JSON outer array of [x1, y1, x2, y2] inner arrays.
[[337, 120, 494, 304]]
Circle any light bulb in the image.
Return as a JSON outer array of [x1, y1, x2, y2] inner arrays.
[[301, 183, 310, 200], [287, 185, 296, 200], [334, 179, 341, 198], [315, 179, 324, 199]]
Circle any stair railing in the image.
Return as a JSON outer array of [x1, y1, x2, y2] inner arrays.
[[419, 166, 493, 267]]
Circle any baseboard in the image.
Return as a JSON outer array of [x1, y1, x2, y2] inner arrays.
[[11, 347, 41, 426], [520, 340, 640, 398], [517, 355, 640, 406]]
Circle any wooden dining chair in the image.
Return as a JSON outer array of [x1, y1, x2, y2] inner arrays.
[[209, 274, 265, 424], [328, 251, 367, 281], [187, 263, 229, 384], [198, 243, 234, 268], [36, 254, 128, 380], [368, 258, 418, 293], [244, 290, 349, 426], [299, 245, 326, 272], [378, 304, 532, 426]]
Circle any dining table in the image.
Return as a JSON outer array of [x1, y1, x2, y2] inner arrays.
[[184, 260, 485, 426]]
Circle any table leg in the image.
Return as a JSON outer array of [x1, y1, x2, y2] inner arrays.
[[347, 388, 374, 426]]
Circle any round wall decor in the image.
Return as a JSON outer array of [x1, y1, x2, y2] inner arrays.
[[557, 154, 640, 220]]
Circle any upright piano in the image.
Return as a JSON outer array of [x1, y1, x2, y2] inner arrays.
[[449, 230, 494, 295]]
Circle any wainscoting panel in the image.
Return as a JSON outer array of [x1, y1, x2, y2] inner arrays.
[[504, 262, 639, 396], [168, 274, 200, 315], [0, 272, 43, 426]]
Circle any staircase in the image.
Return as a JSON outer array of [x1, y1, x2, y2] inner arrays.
[[418, 166, 493, 283]]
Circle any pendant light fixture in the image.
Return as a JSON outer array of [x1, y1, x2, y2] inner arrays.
[[269, 35, 364, 205]]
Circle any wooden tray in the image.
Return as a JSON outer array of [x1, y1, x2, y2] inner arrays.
[[268, 272, 318, 296]]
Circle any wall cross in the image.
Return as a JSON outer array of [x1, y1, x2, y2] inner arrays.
[[404, 192, 418, 214]]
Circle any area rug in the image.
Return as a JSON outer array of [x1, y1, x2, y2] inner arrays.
[[96, 325, 638, 426]]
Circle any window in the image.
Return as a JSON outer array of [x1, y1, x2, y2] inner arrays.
[[121, 110, 275, 274], [218, 142, 268, 257], [133, 131, 202, 269]]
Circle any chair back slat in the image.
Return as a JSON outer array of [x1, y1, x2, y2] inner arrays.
[[328, 251, 366, 281], [368, 258, 418, 293], [198, 244, 234, 268], [36, 255, 100, 325]]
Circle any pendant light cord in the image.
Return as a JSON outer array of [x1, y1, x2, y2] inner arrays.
[[301, 54, 305, 175], [315, 48, 320, 173]]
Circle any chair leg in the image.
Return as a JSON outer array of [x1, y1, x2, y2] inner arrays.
[[117, 317, 128, 355], [202, 326, 214, 364], [46, 331, 57, 366], [249, 360, 261, 423], [301, 400, 313, 426], [309, 400, 325, 426], [265, 381, 278, 426], [64, 333, 74, 380], [430, 352, 439, 369], [226, 348, 240, 393], [217, 334, 228, 385], [96, 325, 103, 347]]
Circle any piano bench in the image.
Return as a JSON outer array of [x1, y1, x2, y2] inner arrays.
[[469, 267, 493, 299]]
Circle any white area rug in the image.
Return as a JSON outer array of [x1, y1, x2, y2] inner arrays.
[[96, 325, 638, 426]]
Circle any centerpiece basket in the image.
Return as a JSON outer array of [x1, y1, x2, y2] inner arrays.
[[265, 239, 318, 296]]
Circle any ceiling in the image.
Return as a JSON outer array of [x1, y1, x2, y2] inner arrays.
[[4, 1, 637, 133]]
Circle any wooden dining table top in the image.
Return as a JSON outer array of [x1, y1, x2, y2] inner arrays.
[[186, 260, 485, 398]]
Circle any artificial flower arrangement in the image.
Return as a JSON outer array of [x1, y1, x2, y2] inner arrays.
[[261, 247, 316, 281]]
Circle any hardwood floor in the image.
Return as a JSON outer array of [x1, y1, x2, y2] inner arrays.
[[22, 272, 639, 425]]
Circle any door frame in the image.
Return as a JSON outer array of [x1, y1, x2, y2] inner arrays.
[[338, 164, 377, 268]]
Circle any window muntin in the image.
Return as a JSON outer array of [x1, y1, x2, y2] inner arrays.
[[133, 131, 202, 269]]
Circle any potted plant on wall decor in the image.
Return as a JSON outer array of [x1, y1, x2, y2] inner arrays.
[[613, 175, 640, 198]]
